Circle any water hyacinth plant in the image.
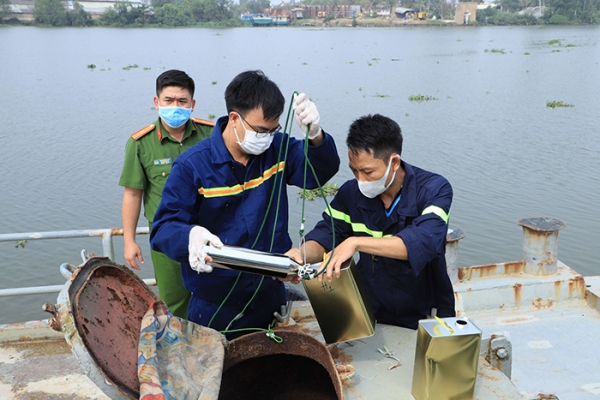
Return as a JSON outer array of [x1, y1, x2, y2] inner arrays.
[[546, 101, 574, 108]]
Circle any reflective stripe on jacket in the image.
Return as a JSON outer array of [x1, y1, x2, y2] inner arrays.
[[305, 161, 455, 329], [151, 116, 340, 306]]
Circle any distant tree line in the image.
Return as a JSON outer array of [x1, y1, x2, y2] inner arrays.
[[31, 0, 93, 26], [474, 0, 600, 25], [310, 0, 600, 23], [1, 0, 598, 26], [7, 0, 277, 26]]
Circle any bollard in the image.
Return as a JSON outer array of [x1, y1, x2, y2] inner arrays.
[[445, 228, 466, 285], [516, 217, 566, 276]]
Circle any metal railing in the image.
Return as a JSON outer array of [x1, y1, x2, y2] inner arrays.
[[0, 227, 156, 297]]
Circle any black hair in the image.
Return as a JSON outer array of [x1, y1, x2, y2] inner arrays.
[[346, 114, 403, 162], [156, 70, 195, 98], [225, 70, 285, 121]]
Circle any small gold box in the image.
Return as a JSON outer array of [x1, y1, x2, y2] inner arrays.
[[302, 258, 376, 344], [412, 317, 482, 400]]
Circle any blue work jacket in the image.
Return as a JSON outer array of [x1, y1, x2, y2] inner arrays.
[[305, 161, 455, 329], [150, 116, 340, 308]]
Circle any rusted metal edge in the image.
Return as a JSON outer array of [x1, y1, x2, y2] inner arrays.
[[224, 330, 343, 400]]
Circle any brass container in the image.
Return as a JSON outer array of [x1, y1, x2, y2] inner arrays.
[[302, 258, 376, 344], [411, 317, 482, 400]]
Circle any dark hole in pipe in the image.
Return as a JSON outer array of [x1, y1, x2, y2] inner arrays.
[[456, 319, 468, 326], [219, 354, 338, 400]]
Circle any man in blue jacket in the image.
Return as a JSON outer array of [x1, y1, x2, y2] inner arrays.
[[292, 114, 455, 329], [150, 70, 340, 337]]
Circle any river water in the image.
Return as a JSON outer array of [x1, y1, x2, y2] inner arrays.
[[1, 25, 599, 324]]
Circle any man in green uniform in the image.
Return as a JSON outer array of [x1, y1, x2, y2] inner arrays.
[[119, 70, 213, 319]]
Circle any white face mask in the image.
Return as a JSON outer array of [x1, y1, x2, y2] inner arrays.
[[233, 113, 274, 155], [357, 155, 399, 199]]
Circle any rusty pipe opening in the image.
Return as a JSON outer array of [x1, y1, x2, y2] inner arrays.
[[219, 330, 343, 400], [517, 217, 566, 276]]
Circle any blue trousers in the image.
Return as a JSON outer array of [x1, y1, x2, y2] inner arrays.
[[188, 282, 286, 340]]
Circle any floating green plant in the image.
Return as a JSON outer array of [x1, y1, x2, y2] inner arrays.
[[208, 114, 216, 119], [143, 67, 151, 70], [211, 81, 217, 85], [524, 52, 530, 55], [122, 64, 139, 70], [409, 94, 438, 101], [372, 94, 390, 98], [552, 50, 561, 53], [566, 44, 576, 47], [87, 64, 96, 69], [297, 183, 340, 201], [485, 49, 506, 54], [546, 101, 573, 108], [548, 39, 561, 45], [301, 62, 308, 65], [15, 240, 27, 249]]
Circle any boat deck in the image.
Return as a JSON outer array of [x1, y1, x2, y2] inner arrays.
[[474, 305, 600, 399], [0, 313, 521, 400], [0, 321, 109, 399], [2, 257, 600, 399]]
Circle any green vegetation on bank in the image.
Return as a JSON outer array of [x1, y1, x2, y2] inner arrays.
[[1, 0, 599, 27], [475, 0, 600, 25]]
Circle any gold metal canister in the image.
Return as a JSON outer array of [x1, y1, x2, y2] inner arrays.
[[411, 317, 482, 400], [302, 258, 376, 344]]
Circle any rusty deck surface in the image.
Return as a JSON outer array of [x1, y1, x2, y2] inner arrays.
[[0, 321, 110, 400], [0, 307, 522, 400]]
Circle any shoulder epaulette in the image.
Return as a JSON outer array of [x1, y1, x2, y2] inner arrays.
[[192, 118, 216, 127], [131, 124, 155, 140]]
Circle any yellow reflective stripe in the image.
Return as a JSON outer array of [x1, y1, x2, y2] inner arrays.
[[422, 205, 449, 223], [198, 161, 285, 198], [325, 207, 393, 238]]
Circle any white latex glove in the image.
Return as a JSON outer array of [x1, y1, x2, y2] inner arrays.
[[293, 93, 322, 140], [188, 226, 223, 273]]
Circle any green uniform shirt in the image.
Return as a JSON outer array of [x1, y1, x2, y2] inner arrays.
[[119, 117, 213, 223]]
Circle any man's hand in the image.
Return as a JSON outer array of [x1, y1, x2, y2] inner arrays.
[[319, 237, 357, 282], [293, 93, 322, 140], [275, 248, 303, 284], [124, 240, 144, 270], [188, 226, 223, 273]]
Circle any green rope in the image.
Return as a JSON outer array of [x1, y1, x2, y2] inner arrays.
[[220, 320, 283, 343], [303, 157, 337, 279], [207, 272, 241, 328], [211, 92, 297, 331]]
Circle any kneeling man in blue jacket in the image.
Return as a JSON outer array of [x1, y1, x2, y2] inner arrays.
[[289, 114, 455, 329]]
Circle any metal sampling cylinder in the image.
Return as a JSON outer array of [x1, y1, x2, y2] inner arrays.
[[412, 317, 482, 400], [205, 244, 303, 279]]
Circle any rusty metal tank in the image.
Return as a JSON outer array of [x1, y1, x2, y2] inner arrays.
[[220, 330, 343, 400], [44, 256, 158, 399]]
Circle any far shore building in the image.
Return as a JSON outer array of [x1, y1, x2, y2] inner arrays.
[[376, 1, 391, 17], [454, 2, 477, 24], [5, 0, 146, 21], [395, 7, 415, 18], [294, 4, 361, 19]]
